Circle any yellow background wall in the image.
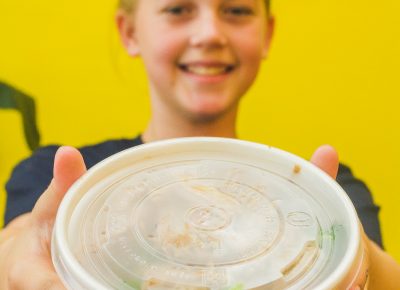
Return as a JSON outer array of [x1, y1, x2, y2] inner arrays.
[[1, 0, 399, 262]]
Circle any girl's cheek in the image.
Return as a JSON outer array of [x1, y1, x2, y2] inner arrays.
[[233, 27, 267, 57], [155, 34, 183, 60]]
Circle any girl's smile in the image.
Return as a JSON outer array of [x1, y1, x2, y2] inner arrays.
[[178, 61, 235, 77], [177, 60, 236, 84]]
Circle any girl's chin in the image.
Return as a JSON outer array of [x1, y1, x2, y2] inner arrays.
[[181, 104, 235, 122], [185, 98, 229, 112]]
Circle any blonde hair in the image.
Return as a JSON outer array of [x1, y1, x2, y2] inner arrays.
[[118, 0, 135, 13], [118, 0, 271, 14]]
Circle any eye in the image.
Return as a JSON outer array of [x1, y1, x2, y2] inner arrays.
[[163, 6, 193, 16], [223, 6, 254, 16]]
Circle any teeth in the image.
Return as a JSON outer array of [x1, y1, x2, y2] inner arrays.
[[185, 65, 229, 76]]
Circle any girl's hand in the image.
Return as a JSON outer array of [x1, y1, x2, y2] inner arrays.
[[0, 146, 86, 290], [311, 145, 370, 289]]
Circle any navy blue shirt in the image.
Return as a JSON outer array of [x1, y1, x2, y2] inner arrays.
[[4, 135, 383, 247]]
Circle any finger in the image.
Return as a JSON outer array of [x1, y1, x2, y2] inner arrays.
[[32, 146, 86, 226], [52, 146, 87, 194], [310, 145, 339, 179]]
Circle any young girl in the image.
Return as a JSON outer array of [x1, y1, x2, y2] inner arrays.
[[1, 0, 399, 289]]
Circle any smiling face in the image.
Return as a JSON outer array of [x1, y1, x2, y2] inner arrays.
[[117, 0, 273, 123]]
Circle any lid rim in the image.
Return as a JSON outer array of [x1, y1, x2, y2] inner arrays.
[[52, 137, 360, 289]]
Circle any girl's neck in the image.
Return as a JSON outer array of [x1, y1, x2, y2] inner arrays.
[[142, 109, 238, 143]]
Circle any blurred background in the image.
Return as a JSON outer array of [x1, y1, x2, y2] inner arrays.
[[1, 0, 399, 261]]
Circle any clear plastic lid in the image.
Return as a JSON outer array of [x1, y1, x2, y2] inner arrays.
[[52, 138, 361, 290]]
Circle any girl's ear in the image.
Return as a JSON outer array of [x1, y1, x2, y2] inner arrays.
[[262, 16, 275, 59], [115, 10, 140, 57]]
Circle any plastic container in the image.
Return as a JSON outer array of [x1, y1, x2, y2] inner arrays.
[[52, 137, 364, 289]]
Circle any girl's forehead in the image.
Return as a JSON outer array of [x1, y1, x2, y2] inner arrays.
[[134, 0, 266, 11], [141, 0, 262, 5], [130, 0, 269, 18]]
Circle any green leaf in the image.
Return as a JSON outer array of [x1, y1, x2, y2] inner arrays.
[[0, 82, 41, 151]]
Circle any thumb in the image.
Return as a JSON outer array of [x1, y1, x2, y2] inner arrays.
[[32, 146, 87, 226], [310, 145, 339, 179]]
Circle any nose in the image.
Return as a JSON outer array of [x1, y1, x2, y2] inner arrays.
[[190, 12, 228, 48]]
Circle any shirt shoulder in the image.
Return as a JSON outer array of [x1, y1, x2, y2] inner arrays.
[[337, 163, 383, 247], [5, 145, 61, 224], [79, 136, 143, 169]]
